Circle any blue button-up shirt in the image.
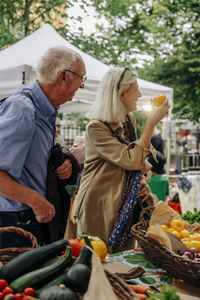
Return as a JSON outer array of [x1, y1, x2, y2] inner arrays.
[[0, 80, 58, 211]]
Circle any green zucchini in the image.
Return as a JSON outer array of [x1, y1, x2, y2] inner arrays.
[[35, 245, 92, 297], [0, 239, 69, 282], [10, 246, 72, 292], [74, 245, 92, 266]]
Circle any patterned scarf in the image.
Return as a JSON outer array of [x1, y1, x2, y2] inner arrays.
[[101, 115, 141, 248]]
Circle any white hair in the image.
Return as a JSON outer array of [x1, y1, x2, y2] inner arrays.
[[37, 46, 83, 84], [90, 67, 138, 123]]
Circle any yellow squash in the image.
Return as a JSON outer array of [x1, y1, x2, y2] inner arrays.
[[80, 235, 107, 262]]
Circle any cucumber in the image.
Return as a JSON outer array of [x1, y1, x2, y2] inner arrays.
[[0, 239, 69, 282], [10, 246, 72, 292]]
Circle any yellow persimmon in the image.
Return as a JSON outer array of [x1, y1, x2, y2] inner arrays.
[[170, 219, 185, 232], [160, 224, 169, 232], [190, 240, 200, 252], [171, 230, 180, 238], [189, 233, 200, 241], [181, 238, 191, 249], [167, 228, 175, 233], [180, 229, 190, 239]]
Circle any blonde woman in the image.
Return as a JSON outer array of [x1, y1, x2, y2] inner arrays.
[[75, 67, 170, 253]]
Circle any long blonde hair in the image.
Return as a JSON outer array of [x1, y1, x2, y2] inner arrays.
[[90, 67, 138, 123]]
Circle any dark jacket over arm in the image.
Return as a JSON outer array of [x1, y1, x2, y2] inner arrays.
[[44, 144, 80, 243]]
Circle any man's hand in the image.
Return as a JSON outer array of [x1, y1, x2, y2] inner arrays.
[[56, 159, 72, 179], [69, 136, 85, 164], [0, 170, 55, 223], [31, 194, 56, 223]]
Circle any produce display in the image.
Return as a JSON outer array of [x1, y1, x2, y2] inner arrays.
[[148, 218, 200, 253], [10, 246, 72, 292], [178, 248, 200, 261], [0, 235, 105, 300], [0, 239, 69, 282], [0, 223, 196, 299], [129, 283, 181, 300], [181, 208, 200, 224], [146, 284, 181, 300], [0, 244, 91, 299]]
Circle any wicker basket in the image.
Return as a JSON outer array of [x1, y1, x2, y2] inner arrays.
[[0, 226, 39, 264], [105, 269, 138, 300], [131, 207, 200, 288]]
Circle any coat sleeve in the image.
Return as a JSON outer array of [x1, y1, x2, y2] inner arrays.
[[87, 119, 157, 171], [49, 144, 80, 186]]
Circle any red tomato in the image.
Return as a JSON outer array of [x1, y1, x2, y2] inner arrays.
[[68, 238, 83, 257], [2, 286, 13, 295], [14, 293, 23, 300], [23, 287, 35, 296], [0, 279, 8, 291], [0, 292, 4, 300]]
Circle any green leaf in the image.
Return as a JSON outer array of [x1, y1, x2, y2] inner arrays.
[[123, 254, 158, 269], [139, 276, 156, 284]]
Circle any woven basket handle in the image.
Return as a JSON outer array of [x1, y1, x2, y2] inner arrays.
[[0, 226, 39, 248], [138, 206, 154, 223]]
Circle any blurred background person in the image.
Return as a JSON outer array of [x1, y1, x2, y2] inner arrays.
[[147, 151, 169, 201], [55, 117, 65, 147]]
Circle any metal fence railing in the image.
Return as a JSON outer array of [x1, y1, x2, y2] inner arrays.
[[61, 125, 85, 148]]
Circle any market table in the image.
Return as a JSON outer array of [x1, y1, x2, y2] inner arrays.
[[103, 248, 200, 300]]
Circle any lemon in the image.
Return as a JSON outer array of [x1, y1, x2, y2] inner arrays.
[[152, 95, 167, 106]]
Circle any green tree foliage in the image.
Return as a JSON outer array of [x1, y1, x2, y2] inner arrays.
[[1, 0, 199, 121], [66, 0, 200, 122], [0, 0, 68, 49], [137, 0, 200, 122]]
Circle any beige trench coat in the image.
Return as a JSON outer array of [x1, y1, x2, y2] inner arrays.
[[75, 114, 156, 252]]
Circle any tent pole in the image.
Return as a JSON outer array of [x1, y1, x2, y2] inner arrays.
[[166, 107, 172, 178], [22, 71, 25, 84]]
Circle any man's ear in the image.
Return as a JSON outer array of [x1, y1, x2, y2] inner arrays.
[[58, 70, 66, 83]]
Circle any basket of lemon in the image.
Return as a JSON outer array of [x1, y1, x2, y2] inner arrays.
[[131, 206, 200, 287]]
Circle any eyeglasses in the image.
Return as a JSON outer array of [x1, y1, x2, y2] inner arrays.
[[64, 69, 87, 82], [117, 67, 129, 90]]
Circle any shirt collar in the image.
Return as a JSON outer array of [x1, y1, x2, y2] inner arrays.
[[31, 80, 58, 119]]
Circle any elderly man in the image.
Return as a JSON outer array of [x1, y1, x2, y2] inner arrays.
[[0, 46, 86, 247]]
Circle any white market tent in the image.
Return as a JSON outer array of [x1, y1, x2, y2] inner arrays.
[[0, 23, 173, 113]]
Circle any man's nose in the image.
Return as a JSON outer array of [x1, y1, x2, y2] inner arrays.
[[80, 82, 85, 89]]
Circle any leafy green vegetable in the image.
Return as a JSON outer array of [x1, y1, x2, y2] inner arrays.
[[181, 208, 200, 224], [146, 284, 181, 300], [123, 254, 158, 269], [140, 277, 156, 285]]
